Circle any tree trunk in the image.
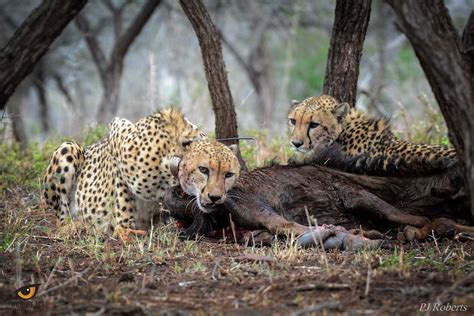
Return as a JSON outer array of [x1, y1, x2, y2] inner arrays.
[[253, 38, 275, 129], [0, 0, 88, 110], [96, 64, 123, 123], [388, 0, 474, 220], [179, 0, 246, 170], [323, 0, 371, 107], [6, 95, 28, 150], [33, 63, 49, 133], [366, 2, 390, 116], [219, 19, 275, 130], [53, 74, 76, 108], [75, 0, 161, 123]]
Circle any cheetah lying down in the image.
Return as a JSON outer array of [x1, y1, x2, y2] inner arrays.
[[288, 95, 457, 176]]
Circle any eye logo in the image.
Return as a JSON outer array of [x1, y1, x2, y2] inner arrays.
[[15, 284, 41, 300]]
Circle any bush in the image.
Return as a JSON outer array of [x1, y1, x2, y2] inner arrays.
[[0, 124, 108, 194], [239, 129, 295, 170]]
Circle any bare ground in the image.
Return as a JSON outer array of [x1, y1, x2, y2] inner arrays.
[[0, 186, 473, 315]]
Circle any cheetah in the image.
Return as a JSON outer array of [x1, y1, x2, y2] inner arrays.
[[288, 95, 457, 175], [171, 139, 241, 213], [42, 108, 205, 240]]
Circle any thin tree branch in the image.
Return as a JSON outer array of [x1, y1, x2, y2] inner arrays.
[[74, 13, 108, 81], [102, 0, 131, 39], [110, 0, 162, 65], [247, 7, 274, 60], [218, 31, 251, 74], [0, 9, 19, 30], [53, 74, 76, 108], [462, 10, 474, 53], [102, 0, 118, 13], [91, 16, 109, 37]]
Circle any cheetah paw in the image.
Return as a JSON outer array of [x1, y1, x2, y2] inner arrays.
[[114, 227, 146, 243]]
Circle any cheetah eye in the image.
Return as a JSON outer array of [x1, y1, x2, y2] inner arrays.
[[309, 122, 320, 129], [182, 140, 192, 147], [198, 166, 209, 175], [225, 172, 234, 179], [289, 118, 296, 125]]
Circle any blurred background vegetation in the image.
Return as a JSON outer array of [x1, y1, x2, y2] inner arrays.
[[0, 0, 472, 192]]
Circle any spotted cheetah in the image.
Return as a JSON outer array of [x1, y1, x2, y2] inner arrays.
[[171, 139, 241, 213], [288, 95, 457, 175], [42, 108, 205, 240]]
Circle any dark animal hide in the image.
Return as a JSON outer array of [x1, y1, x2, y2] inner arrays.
[[164, 163, 471, 243]]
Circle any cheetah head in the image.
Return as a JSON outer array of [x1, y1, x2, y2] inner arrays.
[[161, 108, 207, 152], [288, 95, 350, 153], [172, 140, 241, 213]]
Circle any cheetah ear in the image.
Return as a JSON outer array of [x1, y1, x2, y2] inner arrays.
[[332, 102, 350, 122], [290, 99, 301, 108], [170, 156, 181, 179], [228, 144, 239, 156]]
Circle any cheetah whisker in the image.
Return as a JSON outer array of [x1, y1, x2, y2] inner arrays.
[[185, 196, 198, 212], [226, 193, 244, 202]]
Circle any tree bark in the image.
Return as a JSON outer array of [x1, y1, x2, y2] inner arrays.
[[220, 33, 275, 129], [33, 63, 49, 133], [6, 95, 28, 150], [323, 0, 371, 107], [0, 0, 88, 110], [388, 0, 474, 220], [53, 74, 76, 108], [255, 41, 275, 129], [75, 0, 161, 123], [217, 7, 276, 130], [179, 0, 246, 170]]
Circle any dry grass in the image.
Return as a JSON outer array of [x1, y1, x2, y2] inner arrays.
[[0, 185, 473, 315]]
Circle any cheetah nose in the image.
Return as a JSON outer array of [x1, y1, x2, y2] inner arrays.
[[291, 141, 303, 148], [208, 194, 221, 203]]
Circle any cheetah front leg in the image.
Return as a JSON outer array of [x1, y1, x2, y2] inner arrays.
[[112, 180, 146, 242]]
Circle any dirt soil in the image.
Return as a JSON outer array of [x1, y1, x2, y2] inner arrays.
[[0, 187, 473, 315]]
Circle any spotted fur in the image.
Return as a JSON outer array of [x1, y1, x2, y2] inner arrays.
[[178, 140, 241, 213], [288, 95, 457, 176], [42, 108, 205, 234]]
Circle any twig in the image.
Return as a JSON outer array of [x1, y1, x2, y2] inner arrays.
[[31, 235, 64, 241], [211, 258, 221, 281], [4, 235, 17, 252], [430, 229, 441, 255], [229, 213, 238, 244], [68, 258, 77, 286], [291, 300, 341, 316], [42, 256, 63, 290], [295, 283, 350, 291], [455, 232, 474, 241], [365, 265, 372, 297], [15, 243, 22, 289], [38, 267, 91, 297], [304, 206, 329, 270], [141, 273, 147, 290], [435, 272, 474, 304]]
